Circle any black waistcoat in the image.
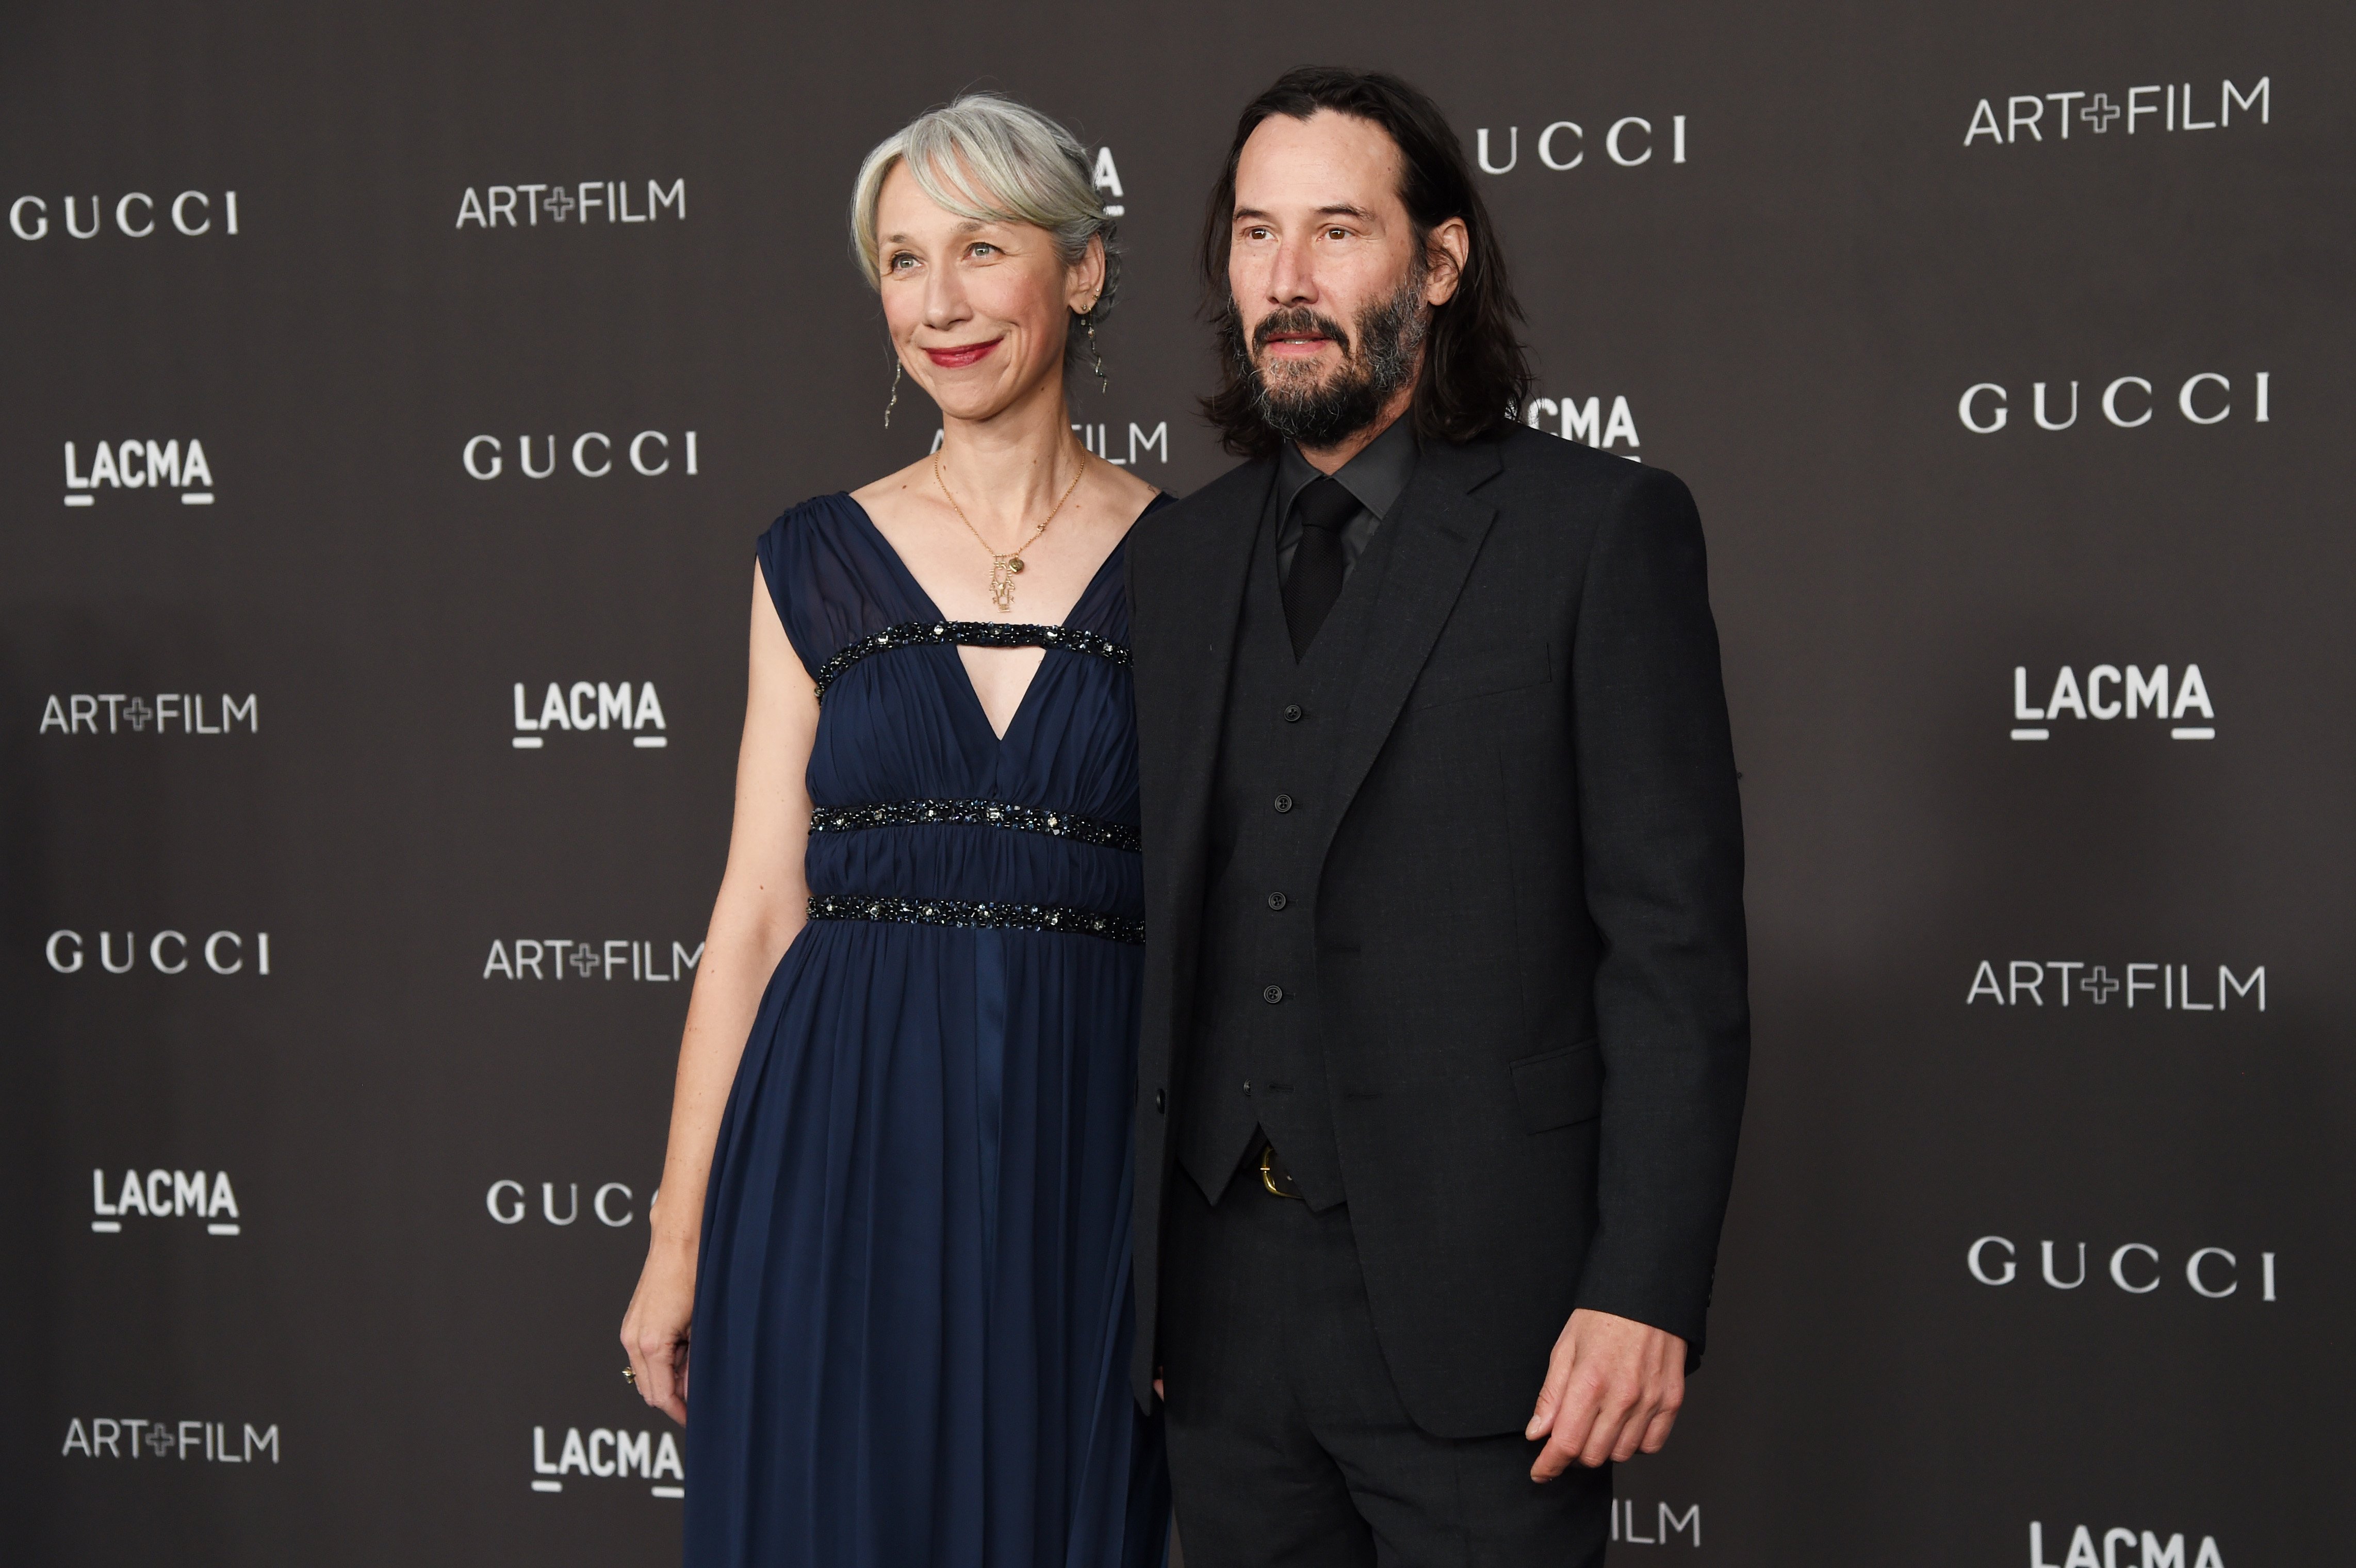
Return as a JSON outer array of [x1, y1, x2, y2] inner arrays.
[[1176, 503, 1402, 1211]]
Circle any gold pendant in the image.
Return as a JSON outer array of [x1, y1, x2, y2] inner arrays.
[[990, 556, 1018, 614]]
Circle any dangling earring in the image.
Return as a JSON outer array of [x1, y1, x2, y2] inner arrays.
[[1084, 313, 1107, 395], [883, 360, 902, 429]]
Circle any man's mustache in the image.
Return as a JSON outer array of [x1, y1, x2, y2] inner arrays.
[[1250, 307, 1354, 359]]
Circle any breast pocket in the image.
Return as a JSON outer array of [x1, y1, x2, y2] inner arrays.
[[1410, 642, 1552, 710], [1510, 1039, 1601, 1134]]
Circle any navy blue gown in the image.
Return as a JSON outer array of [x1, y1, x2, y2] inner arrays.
[[685, 493, 1170, 1568]]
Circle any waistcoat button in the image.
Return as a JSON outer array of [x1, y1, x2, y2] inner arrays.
[[1262, 984, 1284, 1004], [1282, 704, 1303, 723], [1273, 794, 1294, 813], [1266, 891, 1288, 911]]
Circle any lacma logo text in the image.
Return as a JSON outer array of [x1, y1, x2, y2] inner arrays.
[[62, 439, 215, 506], [90, 1169, 242, 1235], [1089, 148, 1125, 217], [456, 180, 685, 227], [532, 1424, 683, 1497], [1966, 961, 2262, 1011], [1521, 392, 1641, 456], [2028, 1522, 2224, 1568], [41, 693, 256, 735], [513, 682, 667, 748], [2010, 664, 2214, 741]]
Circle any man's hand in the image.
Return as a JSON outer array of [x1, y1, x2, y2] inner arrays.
[[1525, 1309, 1686, 1480]]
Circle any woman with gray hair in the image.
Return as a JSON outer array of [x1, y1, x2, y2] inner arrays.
[[620, 92, 1170, 1566]]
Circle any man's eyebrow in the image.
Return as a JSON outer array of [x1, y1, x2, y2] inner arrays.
[[1231, 204, 1375, 224]]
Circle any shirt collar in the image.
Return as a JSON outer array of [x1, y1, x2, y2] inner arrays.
[[1275, 413, 1418, 520]]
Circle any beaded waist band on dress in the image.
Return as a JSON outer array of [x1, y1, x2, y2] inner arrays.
[[806, 894, 1144, 946], [810, 798, 1140, 852]]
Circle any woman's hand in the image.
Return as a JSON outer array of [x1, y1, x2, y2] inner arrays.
[[621, 1237, 697, 1425]]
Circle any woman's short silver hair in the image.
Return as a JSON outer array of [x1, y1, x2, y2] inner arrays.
[[850, 92, 1118, 330]]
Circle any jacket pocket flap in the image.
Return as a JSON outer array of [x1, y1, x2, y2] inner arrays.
[[1510, 1039, 1601, 1133], [1411, 643, 1553, 709]]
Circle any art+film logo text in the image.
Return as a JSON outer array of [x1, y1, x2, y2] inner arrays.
[[1965, 960, 2262, 1012], [456, 180, 685, 228], [62, 1418, 278, 1463], [40, 691, 256, 736], [1966, 77, 2269, 146], [482, 937, 702, 981]]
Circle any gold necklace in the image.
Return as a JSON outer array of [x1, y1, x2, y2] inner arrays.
[[933, 449, 1087, 615]]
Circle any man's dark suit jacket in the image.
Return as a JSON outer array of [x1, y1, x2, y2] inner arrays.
[[1126, 424, 1749, 1439]]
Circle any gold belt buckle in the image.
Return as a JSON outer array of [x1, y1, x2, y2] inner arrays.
[[1258, 1141, 1304, 1200]]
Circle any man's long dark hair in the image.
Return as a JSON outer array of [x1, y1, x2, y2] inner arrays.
[[1200, 67, 1531, 459]]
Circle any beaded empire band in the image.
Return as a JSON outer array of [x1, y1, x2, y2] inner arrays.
[[807, 894, 1144, 946], [810, 621, 1132, 703], [811, 798, 1140, 852]]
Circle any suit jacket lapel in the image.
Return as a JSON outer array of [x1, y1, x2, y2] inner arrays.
[[1314, 438, 1502, 863]]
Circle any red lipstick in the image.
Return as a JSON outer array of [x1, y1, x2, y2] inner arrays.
[[924, 339, 1002, 369]]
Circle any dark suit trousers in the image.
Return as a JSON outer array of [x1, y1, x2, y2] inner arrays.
[[1161, 1169, 1610, 1567]]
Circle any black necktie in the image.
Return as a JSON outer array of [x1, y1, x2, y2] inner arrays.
[[1281, 475, 1357, 658]]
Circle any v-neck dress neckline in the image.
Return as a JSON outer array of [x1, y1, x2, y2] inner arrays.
[[841, 492, 1142, 744]]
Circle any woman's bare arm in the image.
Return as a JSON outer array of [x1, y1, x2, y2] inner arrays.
[[621, 565, 817, 1423]]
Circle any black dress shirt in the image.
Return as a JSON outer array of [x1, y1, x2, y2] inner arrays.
[[1271, 414, 1419, 582]]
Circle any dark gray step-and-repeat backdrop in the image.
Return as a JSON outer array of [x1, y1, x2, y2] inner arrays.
[[5, 2, 2350, 1563]]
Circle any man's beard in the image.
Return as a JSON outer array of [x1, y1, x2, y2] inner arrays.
[[1235, 268, 1429, 448]]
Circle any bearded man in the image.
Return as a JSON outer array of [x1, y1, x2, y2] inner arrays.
[[1125, 68, 1752, 1566]]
